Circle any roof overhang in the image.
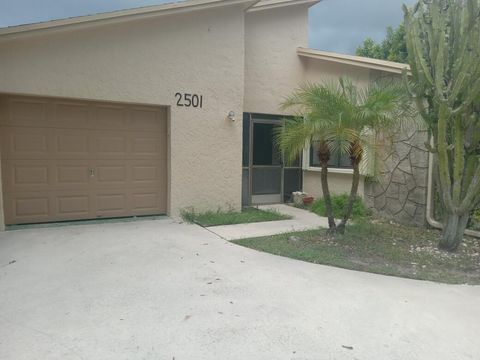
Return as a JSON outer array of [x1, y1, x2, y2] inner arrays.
[[297, 47, 411, 75], [248, 0, 321, 12], [0, 0, 258, 39]]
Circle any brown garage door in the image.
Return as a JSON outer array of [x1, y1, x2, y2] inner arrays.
[[0, 95, 167, 225]]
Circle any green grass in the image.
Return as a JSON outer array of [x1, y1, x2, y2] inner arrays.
[[309, 194, 371, 219], [234, 220, 480, 285], [181, 207, 292, 227]]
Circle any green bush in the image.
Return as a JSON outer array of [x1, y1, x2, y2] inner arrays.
[[310, 194, 371, 219], [470, 208, 480, 231]]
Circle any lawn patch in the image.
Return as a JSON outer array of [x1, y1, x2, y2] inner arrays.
[[181, 207, 291, 227], [233, 220, 480, 285]]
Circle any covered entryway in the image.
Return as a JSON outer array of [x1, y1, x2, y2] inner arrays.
[[242, 113, 302, 206], [0, 95, 168, 225]]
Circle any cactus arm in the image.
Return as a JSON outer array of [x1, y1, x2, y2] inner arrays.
[[452, 78, 480, 115], [404, 4, 435, 87], [411, 27, 435, 87], [452, 116, 465, 203], [437, 103, 454, 210], [403, 5, 420, 79], [433, 29, 447, 101], [459, 162, 480, 213]]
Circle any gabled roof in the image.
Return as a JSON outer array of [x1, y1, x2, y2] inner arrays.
[[0, 0, 256, 38], [297, 47, 411, 75]]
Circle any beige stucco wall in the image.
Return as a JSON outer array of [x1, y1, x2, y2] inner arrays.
[[0, 4, 251, 220], [301, 58, 371, 200], [301, 57, 372, 85], [303, 170, 365, 199], [244, 5, 309, 114]]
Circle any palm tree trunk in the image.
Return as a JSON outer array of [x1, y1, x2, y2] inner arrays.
[[337, 159, 361, 234], [320, 162, 337, 230], [317, 142, 336, 230]]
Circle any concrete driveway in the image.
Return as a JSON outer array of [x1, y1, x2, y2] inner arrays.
[[0, 218, 479, 360]]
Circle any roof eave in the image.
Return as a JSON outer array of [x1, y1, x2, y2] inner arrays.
[[0, 0, 257, 38], [297, 47, 411, 75], [247, 0, 321, 12]]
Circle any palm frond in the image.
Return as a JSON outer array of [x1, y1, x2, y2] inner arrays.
[[277, 77, 420, 177], [274, 116, 313, 165]]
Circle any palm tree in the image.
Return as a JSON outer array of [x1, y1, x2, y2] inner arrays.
[[276, 77, 416, 234]]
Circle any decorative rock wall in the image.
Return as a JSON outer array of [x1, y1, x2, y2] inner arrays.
[[364, 129, 429, 227]]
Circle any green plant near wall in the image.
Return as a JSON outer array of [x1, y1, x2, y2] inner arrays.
[[403, 0, 480, 251], [310, 194, 371, 220], [471, 208, 480, 231]]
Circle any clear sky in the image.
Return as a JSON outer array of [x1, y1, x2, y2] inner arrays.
[[0, 0, 417, 55]]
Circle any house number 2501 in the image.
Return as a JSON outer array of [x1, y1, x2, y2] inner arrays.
[[175, 93, 203, 108]]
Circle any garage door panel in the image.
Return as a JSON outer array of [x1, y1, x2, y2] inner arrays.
[[6, 190, 96, 224], [96, 165, 127, 183], [93, 132, 129, 158], [130, 160, 166, 188], [132, 165, 159, 182], [92, 130, 166, 159], [131, 135, 165, 157], [54, 129, 90, 157], [56, 162, 91, 186], [130, 107, 166, 131], [15, 196, 50, 217], [14, 164, 49, 186], [57, 194, 91, 216], [53, 101, 90, 128], [2, 160, 51, 190], [95, 193, 128, 215], [53, 191, 95, 221], [132, 191, 165, 214], [4, 191, 53, 224], [1, 127, 51, 159], [3, 160, 95, 192], [91, 161, 165, 188], [94, 105, 128, 130], [1, 95, 167, 225], [2, 98, 47, 127]]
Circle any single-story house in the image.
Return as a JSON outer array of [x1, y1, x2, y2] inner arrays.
[[0, 0, 418, 230]]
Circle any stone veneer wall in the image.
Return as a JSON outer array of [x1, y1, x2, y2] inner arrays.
[[364, 129, 429, 227]]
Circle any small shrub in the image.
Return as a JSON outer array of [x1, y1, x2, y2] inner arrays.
[[470, 208, 480, 231], [310, 194, 370, 219], [180, 209, 197, 223]]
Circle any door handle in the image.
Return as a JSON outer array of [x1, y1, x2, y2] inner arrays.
[[89, 168, 95, 178]]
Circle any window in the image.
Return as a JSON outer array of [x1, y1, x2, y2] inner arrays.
[[309, 144, 352, 169]]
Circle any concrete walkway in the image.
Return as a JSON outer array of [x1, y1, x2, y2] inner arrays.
[[207, 204, 329, 240], [0, 218, 479, 359]]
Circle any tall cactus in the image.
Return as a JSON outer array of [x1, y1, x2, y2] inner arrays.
[[403, 0, 480, 251]]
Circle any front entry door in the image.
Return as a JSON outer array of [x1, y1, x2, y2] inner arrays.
[[242, 113, 303, 206], [251, 120, 283, 204]]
